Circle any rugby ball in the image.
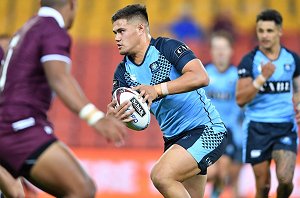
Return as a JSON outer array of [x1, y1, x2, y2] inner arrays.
[[113, 87, 151, 131]]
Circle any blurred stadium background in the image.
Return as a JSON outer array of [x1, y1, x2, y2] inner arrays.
[[0, 0, 300, 197]]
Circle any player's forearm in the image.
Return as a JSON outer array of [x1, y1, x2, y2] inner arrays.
[[48, 73, 89, 113]]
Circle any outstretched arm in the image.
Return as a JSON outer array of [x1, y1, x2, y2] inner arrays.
[[43, 60, 126, 145]]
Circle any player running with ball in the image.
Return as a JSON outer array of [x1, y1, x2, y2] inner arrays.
[[108, 4, 227, 198]]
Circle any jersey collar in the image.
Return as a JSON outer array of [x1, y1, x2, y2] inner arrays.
[[38, 7, 65, 28]]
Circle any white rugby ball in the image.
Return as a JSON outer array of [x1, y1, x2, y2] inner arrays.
[[113, 87, 151, 131]]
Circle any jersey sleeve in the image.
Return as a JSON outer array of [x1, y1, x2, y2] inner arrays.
[[112, 62, 129, 94], [291, 52, 300, 78], [159, 38, 197, 72], [40, 23, 71, 64], [237, 53, 254, 79]]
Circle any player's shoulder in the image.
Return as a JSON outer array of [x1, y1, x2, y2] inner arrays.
[[115, 58, 127, 72], [151, 37, 186, 50], [281, 46, 300, 60], [37, 16, 70, 38], [228, 65, 238, 72], [241, 46, 259, 62], [204, 63, 215, 71]]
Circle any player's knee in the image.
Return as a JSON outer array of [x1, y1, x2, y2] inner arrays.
[[257, 185, 270, 197], [277, 172, 293, 186], [150, 168, 170, 190]]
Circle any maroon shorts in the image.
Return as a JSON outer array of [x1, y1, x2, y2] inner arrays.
[[0, 117, 57, 178]]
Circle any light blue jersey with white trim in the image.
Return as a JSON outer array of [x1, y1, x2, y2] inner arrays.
[[204, 64, 243, 146], [238, 47, 300, 123], [113, 37, 223, 137]]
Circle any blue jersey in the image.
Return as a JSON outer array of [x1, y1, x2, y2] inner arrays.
[[205, 64, 243, 146], [113, 37, 223, 137], [238, 46, 300, 123]]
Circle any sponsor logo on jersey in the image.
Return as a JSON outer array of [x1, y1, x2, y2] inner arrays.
[[149, 61, 160, 73], [130, 97, 146, 117], [258, 81, 291, 94], [174, 44, 189, 57], [206, 91, 232, 100]]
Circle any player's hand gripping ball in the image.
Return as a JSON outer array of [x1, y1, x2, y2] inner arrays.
[[113, 87, 151, 131]]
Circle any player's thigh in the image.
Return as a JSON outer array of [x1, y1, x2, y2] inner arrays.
[[182, 174, 207, 198], [151, 144, 200, 182], [217, 155, 232, 179], [28, 141, 94, 196], [207, 161, 218, 182], [229, 162, 243, 183], [207, 155, 231, 182], [0, 165, 24, 198], [272, 150, 296, 183], [243, 121, 274, 164]]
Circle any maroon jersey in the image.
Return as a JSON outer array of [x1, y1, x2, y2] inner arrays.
[[0, 8, 71, 122], [0, 7, 70, 177]]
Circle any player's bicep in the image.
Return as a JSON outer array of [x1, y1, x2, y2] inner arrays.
[[43, 60, 70, 87], [182, 59, 207, 77], [236, 77, 253, 93]]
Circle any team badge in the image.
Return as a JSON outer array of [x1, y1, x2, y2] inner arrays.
[[149, 62, 160, 73], [284, 63, 291, 72]]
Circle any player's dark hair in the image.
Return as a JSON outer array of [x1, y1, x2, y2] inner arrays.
[[256, 9, 283, 26], [111, 4, 149, 24], [40, 0, 68, 8], [211, 30, 234, 46]]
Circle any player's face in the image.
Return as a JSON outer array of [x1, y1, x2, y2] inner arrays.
[[113, 19, 141, 55], [210, 37, 232, 69], [256, 20, 282, 50]]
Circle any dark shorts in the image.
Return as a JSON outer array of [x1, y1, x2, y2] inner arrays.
[[224, 128, 243, 163], [244, 120, 298, 165], [164, 124, 227, 175], [0, 117, 57, 178]]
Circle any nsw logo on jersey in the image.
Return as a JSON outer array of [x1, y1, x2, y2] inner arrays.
[[149, 61, 160, 73], [284, 63, 292, 72], [174, 44, 189, 58]]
